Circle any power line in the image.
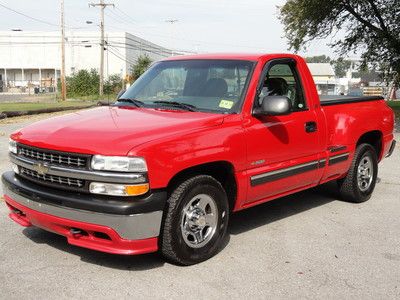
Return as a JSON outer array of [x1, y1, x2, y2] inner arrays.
[[107, 46, 137, 66], [0, 2, 58, 27], [0, 2, 274, 52], [108, 45, 137, 64], [0, 32, 195, 54], [101, 7, 271, 51], [108, 43, 170, 57], [114, 7, 138, 24], [107, 8, 136, 25], [0, 2, 86, 30], [107, 8, 166, 32], [104, 10, 123, 24], [110, 39, 194, 56]]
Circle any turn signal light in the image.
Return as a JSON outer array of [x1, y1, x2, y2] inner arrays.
[[125, 184, 150, 196], [89, 182, 149, 196]]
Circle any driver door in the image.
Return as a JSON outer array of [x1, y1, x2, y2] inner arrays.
[[244, 58, 321, 204]]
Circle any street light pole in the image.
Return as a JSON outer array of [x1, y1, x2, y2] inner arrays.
[[60, 0, 67, 101], [165, 19, 178, 56]]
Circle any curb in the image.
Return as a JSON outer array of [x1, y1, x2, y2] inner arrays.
[[0, 101, 110, 120]]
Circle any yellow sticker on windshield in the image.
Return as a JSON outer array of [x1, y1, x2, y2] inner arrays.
[[219, 100, 234, 109]]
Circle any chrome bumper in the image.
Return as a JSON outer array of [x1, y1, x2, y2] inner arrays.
[[3, 185, 163, 240]]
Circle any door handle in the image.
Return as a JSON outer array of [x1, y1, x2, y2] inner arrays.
[[305, 121, 317, 133]]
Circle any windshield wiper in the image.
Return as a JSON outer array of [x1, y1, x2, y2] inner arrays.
[[117, 98, 145, 107], [153, 101, 198, 112]]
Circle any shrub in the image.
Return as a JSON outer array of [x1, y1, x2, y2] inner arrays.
[[66, 69, 99, 97]]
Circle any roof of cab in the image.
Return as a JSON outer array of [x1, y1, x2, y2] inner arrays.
[[161, 53, 292, 61], [161, 53, 299, 61]]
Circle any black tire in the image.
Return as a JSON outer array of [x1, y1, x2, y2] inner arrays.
[[160, 175, 229, 265], [337, 143, 378, 203]]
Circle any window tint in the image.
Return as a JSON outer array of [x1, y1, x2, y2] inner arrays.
[[259, 63, 307, 111]]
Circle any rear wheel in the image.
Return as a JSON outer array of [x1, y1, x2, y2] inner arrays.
[[160, 175, 229, 265], [338, 143, 378, 203]]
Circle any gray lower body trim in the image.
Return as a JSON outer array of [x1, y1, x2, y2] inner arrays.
[[3, 185, 162, 240], [250, 159, 326, 186], [328, 153, 349, 165], [250, 152, 350, 187]]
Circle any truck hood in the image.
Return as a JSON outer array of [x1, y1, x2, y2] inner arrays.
[[11, 106, 225, 155]]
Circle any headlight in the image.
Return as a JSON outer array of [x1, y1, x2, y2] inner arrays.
[[9, 139, 17, 154], [91, 155, 147, 172], [89, 182, 149, 196]]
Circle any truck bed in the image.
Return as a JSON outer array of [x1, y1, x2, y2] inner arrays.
[[320, 95, 384, 106]]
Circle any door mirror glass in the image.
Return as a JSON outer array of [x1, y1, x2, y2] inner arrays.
[[253, 96, 292, 116]]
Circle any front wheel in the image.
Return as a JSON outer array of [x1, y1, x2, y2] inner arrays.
[[160, 175, 229, 265], [337, 143, 378, 203]]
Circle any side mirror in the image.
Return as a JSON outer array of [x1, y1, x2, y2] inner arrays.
[[253, 96, 292, 116], [116, 89, 126, 100]]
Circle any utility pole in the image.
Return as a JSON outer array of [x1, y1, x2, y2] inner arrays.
[[60, 0, 66, 101], [165, 19, 178, 56], [89, 0, 114, 96]]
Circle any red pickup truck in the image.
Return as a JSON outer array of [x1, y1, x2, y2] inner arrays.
[[2, 54, 396, 265]]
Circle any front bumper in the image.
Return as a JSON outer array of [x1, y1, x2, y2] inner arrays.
[[2, 171, 167, 255]]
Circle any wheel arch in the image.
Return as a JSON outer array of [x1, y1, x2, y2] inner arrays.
[[166, 161, 237, 211], [356, 130, 383, 160]]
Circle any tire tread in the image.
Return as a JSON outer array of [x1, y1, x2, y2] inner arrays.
[[338, 143, 377, 203], [160, 175, 227, 265]]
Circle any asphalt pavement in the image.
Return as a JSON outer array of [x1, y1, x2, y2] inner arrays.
[[0, 113, 399, 299]]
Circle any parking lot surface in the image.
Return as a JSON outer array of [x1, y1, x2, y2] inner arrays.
[[0, 113, 399, 299]]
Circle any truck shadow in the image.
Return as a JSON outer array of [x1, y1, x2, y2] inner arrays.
[[21, 181, 340, 270], [229, 181, 340, 235]]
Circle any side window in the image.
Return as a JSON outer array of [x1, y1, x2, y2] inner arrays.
[[259, 62, 307, 111]]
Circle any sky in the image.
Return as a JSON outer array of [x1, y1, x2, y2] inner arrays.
[[0, 0, 339, 57]]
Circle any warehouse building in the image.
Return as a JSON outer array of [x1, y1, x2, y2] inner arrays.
[[0, 31, 173, 93]]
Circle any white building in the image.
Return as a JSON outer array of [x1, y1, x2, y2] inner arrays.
[[0, 31, 173, 92], [307, 63, 336, 95]]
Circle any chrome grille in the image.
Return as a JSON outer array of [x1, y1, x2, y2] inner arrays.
[[18, 145, 88, 169], [19, 166, 85, 188]]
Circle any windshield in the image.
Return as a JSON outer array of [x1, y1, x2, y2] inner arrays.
[[118, 59, 255, 113]]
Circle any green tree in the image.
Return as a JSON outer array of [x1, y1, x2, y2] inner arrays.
[[305, 55, 331, 63], [104, 74, 123, 95], [279, 0, 400, 85], [332, 58, 352, 78], [131, 55, 152, 82], [66, 69, 99, 97]]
